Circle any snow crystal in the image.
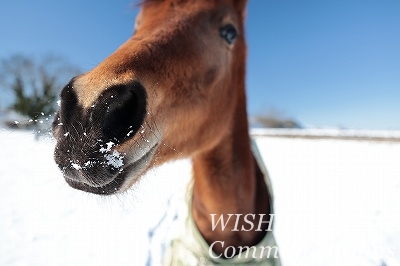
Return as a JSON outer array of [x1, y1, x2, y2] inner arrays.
[[71, 163, 82, 170], [100, 141, 115, 153], [57, 100, 61, 106], [98, 142, 124, 168], [64, 132, 69, 137], [104, 150, 124, 169], [84, 160, 95, 168]]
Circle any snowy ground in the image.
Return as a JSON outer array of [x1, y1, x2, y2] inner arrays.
[[0, 129, 399, 265]]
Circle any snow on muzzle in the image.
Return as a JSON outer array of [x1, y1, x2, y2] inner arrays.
[[52, 80, 147, 194]]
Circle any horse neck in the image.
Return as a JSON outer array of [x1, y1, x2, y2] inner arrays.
[[191, 78, 270, 249]]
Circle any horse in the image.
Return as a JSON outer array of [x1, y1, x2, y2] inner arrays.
[[52, 0, 280, 264]]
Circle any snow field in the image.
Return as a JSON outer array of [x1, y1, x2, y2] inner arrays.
[[1, 129, 399, 265]]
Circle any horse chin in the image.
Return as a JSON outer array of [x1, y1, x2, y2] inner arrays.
[[64, 142, 159, 195]]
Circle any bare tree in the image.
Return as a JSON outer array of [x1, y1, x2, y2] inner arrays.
[[0, 54, 80, 123], [254, 108, 301, 128]]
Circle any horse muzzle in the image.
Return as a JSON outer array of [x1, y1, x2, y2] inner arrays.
[[52, 79, 157, 194]]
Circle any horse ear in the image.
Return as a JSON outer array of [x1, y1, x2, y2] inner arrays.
[[232, 0, 248, 11]]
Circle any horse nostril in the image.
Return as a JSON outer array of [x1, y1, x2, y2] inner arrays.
[[101, 82, 147, 143]]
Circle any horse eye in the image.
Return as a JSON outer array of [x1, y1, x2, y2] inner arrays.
[[219, 24, 238, 45]]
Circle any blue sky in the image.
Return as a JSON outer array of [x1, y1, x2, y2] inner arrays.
[[1, 0, 399, 129]]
